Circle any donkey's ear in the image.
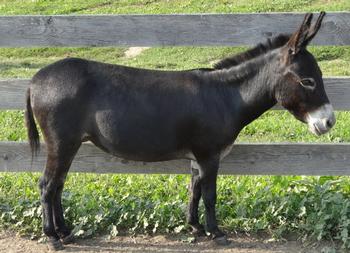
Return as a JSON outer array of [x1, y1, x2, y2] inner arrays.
[[301, 11, 326, 46], [287, 13, 313, 55]]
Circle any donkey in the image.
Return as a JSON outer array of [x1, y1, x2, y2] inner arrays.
[[25, 12, 334, 250]]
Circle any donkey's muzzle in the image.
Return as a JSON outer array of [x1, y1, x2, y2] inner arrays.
[[306, 104, 336, 136]]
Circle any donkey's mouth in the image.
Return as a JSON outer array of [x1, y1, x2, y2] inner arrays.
[[306, 104, 336, 136], [309, 122, 331, 136], [310, 123, 322, 136]]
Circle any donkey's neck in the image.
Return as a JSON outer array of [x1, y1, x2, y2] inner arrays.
[[212, 49, 282, 126]]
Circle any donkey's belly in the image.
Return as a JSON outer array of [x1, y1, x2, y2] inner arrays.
[[90, 136, 195, 162], [90, 111, 195, 162]]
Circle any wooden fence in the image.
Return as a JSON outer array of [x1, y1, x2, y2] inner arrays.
[[0, 12, 350, 175]]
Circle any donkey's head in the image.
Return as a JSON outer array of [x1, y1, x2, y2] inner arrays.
[[275, 12, 335, 135]]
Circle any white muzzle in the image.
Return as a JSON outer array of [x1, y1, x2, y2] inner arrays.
[[306, 103, 336, 136]]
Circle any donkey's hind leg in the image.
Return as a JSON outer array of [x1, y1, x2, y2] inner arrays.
[[187, 161, 206, 236], [53, 183, 74, 245], [40, 142, 80, 251]]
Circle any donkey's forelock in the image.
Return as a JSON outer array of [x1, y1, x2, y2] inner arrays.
[[213, 34, 291, 70]]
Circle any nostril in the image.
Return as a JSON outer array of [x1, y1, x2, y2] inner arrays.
[[326, 119, 333, 128]]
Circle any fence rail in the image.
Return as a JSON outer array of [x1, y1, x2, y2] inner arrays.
[[0, 13, 349, 47], [1, 142, 350, 175], [1, 77, 350, 110], [0, 12, 349, 175]]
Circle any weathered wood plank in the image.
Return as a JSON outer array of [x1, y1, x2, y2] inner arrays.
[[325, 77, 350, 111], [220, 143, 350, 175], [0, 141, 350, 175], [0, 141, 190, 174], [0, 13, 349, 47], [1, 77, 349, 110], [0, 79, 28, 110]]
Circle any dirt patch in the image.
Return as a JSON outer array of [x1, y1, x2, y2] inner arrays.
[[124, 47, 150, 58], [0, 230, 332, 253]]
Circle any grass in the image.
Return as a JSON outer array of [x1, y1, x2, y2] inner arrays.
[[1, 46, 350, 78], [0, 0, 349, 14], [2, 173, 350, 250], [0, 0, 350, 251]]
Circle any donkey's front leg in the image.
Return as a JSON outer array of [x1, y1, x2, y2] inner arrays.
[[197, 157, 229, 245], [187, 161, 205, 236]]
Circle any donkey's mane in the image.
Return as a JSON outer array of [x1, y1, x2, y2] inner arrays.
[[214, 34, 291, 70]]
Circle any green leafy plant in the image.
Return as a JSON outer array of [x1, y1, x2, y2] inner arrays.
[[2, 173, 350, 250]]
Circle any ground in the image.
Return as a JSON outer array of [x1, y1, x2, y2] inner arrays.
[[0, 231, 331, 253]]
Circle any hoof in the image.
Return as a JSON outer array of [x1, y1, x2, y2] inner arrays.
[[192, 229, 206, 237], [49, 238, 64, 251], [61, 232, 74, 245], [213, 235, 230, 246], [190, 224, 206, 237]]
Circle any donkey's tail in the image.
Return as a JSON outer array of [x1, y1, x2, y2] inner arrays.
[[25, 88, 40, 159]]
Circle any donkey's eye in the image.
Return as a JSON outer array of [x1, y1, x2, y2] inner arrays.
[[299, 78, 316, 90]]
